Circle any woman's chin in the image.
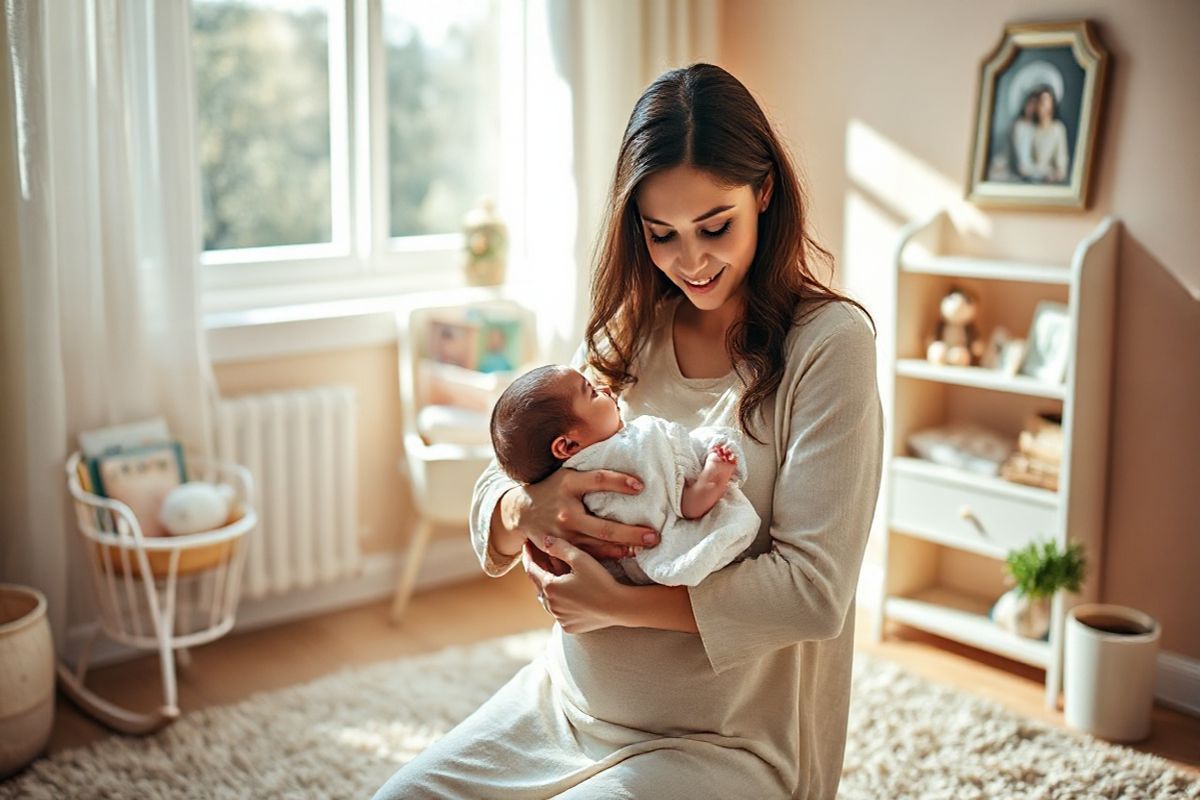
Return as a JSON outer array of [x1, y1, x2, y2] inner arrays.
[[679, 282, 740, 314]]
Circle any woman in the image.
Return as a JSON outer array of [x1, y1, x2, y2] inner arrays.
[[1013, 86, 1070, 183], [374, 63, 883, 800]]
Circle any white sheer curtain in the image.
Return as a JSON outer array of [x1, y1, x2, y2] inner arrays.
[[518, 0, 718, 361], [1, 0, 215, 649]]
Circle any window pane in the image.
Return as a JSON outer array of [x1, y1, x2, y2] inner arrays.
[[193, 0, 333, 251], [385, 1, 501, 238]]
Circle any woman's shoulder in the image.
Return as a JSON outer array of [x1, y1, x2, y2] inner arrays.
[[785, 298, 876, 360]]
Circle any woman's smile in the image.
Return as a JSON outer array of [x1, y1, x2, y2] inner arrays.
[[680, 264, 725, 292]]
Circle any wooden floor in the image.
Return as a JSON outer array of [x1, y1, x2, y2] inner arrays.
[[46, 571, 1200, 776]]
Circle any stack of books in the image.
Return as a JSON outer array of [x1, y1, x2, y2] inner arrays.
[[76, 417, 187, 537], [1000, 412, 1063, 491]]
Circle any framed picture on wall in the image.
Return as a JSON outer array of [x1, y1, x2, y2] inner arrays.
[[966, 20, 1109, 210]]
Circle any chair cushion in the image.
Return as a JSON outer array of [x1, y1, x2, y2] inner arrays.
[[416, 405, 492, 447]]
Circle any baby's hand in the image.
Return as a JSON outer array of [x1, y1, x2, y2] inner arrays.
[[704, 444, 739, 483], [708, 443, 738, 466]]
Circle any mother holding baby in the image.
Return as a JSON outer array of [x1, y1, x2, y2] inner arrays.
[[374, 63, 884, 800]]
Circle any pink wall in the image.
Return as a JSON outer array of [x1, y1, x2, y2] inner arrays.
[[720, 1, 1200, 658]]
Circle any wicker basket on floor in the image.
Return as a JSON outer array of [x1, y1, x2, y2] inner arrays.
[[61, 451, 257, 734]]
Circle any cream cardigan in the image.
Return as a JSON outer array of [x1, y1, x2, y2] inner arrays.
[[466, 297, 884, 799]]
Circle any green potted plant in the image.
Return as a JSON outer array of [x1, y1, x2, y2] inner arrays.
[[990, 539, 1086, 639]]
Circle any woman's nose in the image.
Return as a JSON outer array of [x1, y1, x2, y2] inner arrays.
[[675, 238, 704, 276], [598, 386, 614, 399]]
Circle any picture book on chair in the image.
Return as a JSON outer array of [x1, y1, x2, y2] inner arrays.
[[88, 441, 188, 538], [425, 310, 524, 374]]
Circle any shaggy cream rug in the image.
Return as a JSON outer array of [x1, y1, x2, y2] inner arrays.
[[2, 628, 1196, 799]]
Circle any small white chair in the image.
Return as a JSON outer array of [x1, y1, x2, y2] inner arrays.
[[390, 298, 537, 621], [61, 452, 256, 733]]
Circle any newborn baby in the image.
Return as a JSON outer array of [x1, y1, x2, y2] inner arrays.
[[489, 365, 761, 586]]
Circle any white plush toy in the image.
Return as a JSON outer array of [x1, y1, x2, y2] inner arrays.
[[159, 482, 235, 536]]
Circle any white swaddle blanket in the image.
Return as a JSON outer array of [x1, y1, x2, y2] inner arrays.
[[562, 415, 761, 586]]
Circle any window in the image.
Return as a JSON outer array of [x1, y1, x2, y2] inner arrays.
[[192, 0, 522, 303], [384, 1, 501, 239], [193, 0, 345, 259]]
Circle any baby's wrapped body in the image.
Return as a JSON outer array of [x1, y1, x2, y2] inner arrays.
[[563, 414, 761, 586]]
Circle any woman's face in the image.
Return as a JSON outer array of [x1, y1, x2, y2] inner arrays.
[[1036, 91, 1055, 123], [635, 163, 770, 316]]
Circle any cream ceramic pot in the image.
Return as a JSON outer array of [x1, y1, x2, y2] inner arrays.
[[1065, 603, 1161, 742], [0, 585, 54, 778]]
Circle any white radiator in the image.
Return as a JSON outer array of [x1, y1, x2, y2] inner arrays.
[[214, 385, 360, 600]]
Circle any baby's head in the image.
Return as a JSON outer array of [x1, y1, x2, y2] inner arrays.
[[490, 365, 623, 484]]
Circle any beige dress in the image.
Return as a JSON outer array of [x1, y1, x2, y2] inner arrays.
[[373, 298, 884, 800]]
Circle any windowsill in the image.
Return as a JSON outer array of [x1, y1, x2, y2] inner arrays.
[[205, 273, 533, 364]]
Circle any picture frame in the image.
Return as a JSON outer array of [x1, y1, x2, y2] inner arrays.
[[426, 318, 480, 370], [425, 310, 525, 374], [1018, 301, 1071, 384], [967, 20, 1109, 210]]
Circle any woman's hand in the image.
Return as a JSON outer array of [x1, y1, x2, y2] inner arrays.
[[495, 468, 659, 561], [522, 537, 633, 634]]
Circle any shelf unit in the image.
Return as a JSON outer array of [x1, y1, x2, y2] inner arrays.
[[875, 210, 1120, 710]]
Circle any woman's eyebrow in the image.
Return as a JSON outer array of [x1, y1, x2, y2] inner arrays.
[[641, 204, 735, 226]]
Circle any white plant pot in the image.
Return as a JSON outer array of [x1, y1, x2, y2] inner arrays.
[[1065, 603, 1161, 742], [0, 585, 55, 778], [990, 588, 1051, 639]]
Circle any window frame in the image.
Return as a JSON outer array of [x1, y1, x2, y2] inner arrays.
[[198, 0, 525, 309]]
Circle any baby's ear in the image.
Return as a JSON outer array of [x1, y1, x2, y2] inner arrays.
[[551, 435, 580, 461]]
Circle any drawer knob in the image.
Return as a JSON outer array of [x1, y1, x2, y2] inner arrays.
[[959, 505, 987, 536]]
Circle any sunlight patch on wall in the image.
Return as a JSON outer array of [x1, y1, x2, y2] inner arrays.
[[845, 118, 990, 240]]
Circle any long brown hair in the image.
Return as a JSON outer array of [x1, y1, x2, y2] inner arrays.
[[584, 63, 873, 441]]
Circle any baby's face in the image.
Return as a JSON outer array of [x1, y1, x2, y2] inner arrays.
[[562, 368, 623, 449]]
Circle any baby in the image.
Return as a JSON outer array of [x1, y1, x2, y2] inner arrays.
[[489, 365, 761, 586]]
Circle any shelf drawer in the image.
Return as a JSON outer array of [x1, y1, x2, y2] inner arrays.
[[889, 464, 1058, 557]]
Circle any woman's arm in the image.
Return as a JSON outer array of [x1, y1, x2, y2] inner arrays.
[[685, 310, 884, 674], [527, 537, 698, 634], [622, 584, 698, 633], [1052, 122, 1069, 181], [470, 460, 660, 577]]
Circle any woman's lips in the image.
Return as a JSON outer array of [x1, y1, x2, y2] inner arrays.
[[680, 265, 725, 294]]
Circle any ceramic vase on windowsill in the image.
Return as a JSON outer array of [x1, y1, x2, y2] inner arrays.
[[463, 197, 507, 287], [990, 539, 1086, 640]]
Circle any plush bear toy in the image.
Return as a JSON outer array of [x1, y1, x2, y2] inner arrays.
[[159, 482, 236, 536], [926, 287, 984, 367]]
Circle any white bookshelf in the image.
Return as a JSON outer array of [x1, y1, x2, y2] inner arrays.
[[895, 359, 1067, 400], [875, 210, 1120, 710]]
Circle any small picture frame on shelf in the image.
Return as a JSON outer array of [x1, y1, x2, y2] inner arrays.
[[1018, 301, 1071, 383], [967, 20, 1109, 210]]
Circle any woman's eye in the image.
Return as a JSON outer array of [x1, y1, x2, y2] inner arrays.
[[647, 220, 729, 243], [701, 220, 732, 238]]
